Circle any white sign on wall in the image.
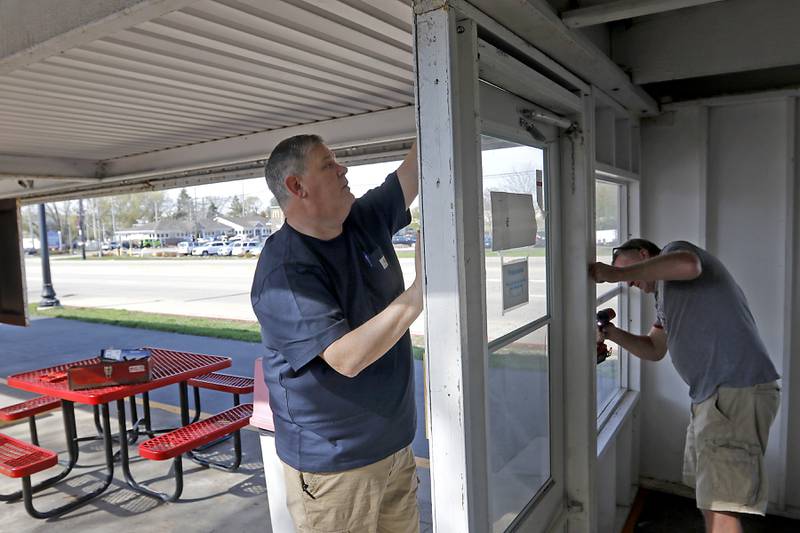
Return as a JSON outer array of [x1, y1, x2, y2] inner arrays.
[[501, 257, 529, 313], [490, 191, 537, 251]]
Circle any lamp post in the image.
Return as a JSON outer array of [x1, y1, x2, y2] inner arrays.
[[78, 198, 86, 260], [38, 203, 60, 308]]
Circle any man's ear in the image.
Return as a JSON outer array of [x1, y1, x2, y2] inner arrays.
[[285, 175, 306, 199], [639, 248, 650, 260]]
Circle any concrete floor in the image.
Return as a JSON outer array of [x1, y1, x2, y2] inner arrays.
[[632, 490, 800, 533], [0, 387, 269, 532]]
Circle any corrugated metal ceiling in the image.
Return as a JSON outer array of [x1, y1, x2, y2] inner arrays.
[[0, 0, 414, 162]]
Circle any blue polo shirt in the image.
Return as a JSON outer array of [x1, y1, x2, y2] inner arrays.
[[251, 172, 415, 472]]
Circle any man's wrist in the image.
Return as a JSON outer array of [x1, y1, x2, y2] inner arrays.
[[607, 266, 624, 283], [604, 323, 619, 341]]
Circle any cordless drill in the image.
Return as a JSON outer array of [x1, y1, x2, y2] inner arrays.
[[596, 308, 616, 364]]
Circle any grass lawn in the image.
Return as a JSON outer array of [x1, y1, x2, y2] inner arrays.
[[29, 304, 263, 343]]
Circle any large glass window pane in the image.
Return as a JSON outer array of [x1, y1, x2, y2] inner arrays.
[[488, 326, 550, 531], [595, 180, 621, 292], [595, 179, 624, 413], [482, 136, 548, 342], [596, 297, 621, 411]]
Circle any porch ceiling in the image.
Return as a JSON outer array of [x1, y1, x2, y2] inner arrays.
[[0, 0, 415, 201], [1, 0, 414, 161]]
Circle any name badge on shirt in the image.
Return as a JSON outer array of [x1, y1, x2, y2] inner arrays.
[[363, 248, 389, 270]]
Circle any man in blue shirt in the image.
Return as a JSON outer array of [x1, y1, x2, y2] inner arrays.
[[252, 134, 422, 532]]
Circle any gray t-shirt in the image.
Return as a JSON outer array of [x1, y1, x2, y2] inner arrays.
[[654, 241, 779, 403]]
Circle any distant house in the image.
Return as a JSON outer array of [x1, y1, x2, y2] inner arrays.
[[214, 215, 271, 240], [194, 218, 230, 241], [115, 218, 229, 245]]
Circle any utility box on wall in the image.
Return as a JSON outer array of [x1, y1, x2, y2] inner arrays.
[[0, 198, 28, 326]]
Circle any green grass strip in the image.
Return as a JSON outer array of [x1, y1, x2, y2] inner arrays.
[[29, 304, 263, 343]]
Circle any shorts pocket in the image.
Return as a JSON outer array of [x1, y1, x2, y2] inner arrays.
[[703, 440, 760, 506], [300, 471, 326, 499], [709, 392, 731, 423]]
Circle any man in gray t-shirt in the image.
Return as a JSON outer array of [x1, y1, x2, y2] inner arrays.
[[590, 238, 780, 532]]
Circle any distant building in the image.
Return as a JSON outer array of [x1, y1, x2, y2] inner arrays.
[[214, 215, 271, 240], [115, 218, 229, 245]]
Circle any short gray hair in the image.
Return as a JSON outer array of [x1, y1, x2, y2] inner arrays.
[[264, 134, 323, 207]]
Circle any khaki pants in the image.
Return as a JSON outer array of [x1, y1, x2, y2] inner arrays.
[[282, 446, 420, 533], [683, 381, 780, 515]]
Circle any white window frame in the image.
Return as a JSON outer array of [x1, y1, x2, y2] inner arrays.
[[594, 166, 642, 437]]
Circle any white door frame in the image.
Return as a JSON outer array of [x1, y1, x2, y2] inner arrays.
[[415, 2, 596, 531]]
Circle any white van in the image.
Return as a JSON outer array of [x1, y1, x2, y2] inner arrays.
[[231, 240, 261, 256]]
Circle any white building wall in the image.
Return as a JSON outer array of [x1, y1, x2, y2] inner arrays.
[[640, 96, 800, 515]]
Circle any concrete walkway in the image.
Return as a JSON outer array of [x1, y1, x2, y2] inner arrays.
[[0, 385, 268, 532]]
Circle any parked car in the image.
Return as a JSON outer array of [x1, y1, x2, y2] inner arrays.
[[391, 231, 416, 245], [218, 242, 234, 256], [230, 240, 261, 256], [191, 240, 226, 256], [101, 241, 120, 251], [176, 241, 195, 255], [252, 242, 265, 257]]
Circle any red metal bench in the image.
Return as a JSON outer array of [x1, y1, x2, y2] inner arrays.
[[0, 432, 62, 518], [188, 372, 254, 422], [136, 403, 253, 501], [187, 372, 254, 457], [0, 396, 61, 446]]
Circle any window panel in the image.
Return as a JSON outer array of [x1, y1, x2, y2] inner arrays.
[[596, 297, 621, 412], [595, 180, 622, 293], [488, 326, 550, 530], [595, 179, 625, 414], [481, 136, 549, 343]]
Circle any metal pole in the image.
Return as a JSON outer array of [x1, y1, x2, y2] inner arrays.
[[27, 207, 34, 250], [78, 198, 86, 260], [38, 204, 60, 308]]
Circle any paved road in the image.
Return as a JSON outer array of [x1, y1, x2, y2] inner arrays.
[[26, 253, 549, 339]]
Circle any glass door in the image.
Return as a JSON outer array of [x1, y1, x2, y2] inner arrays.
[[479, 87, 564, 533]]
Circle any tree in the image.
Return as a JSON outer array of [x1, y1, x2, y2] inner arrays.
[[595, 182, 618, 232], [409, 206, 420, 230], [228, 196, 244, 217], [242, 195, 262, 216], [174, 189, 192, 220], [206, 199, 219, 219]]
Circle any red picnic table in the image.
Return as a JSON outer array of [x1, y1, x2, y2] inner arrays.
[[5, 347, 230, 518]]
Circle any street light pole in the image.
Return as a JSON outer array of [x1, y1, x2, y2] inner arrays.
[[38, 203, 60, 308], [78, 198, 86, 260]]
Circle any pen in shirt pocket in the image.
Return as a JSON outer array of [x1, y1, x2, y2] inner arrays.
[[362, 250, 373, 267]]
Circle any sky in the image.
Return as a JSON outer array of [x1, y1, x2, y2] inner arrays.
[[169, 144, 544, 206]]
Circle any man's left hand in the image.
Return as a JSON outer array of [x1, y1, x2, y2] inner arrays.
[[589, 262, 619, 283]]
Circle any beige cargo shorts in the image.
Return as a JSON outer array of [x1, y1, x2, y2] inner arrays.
[[282, 445, 420, 533], [683, 381, 780, 515]]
